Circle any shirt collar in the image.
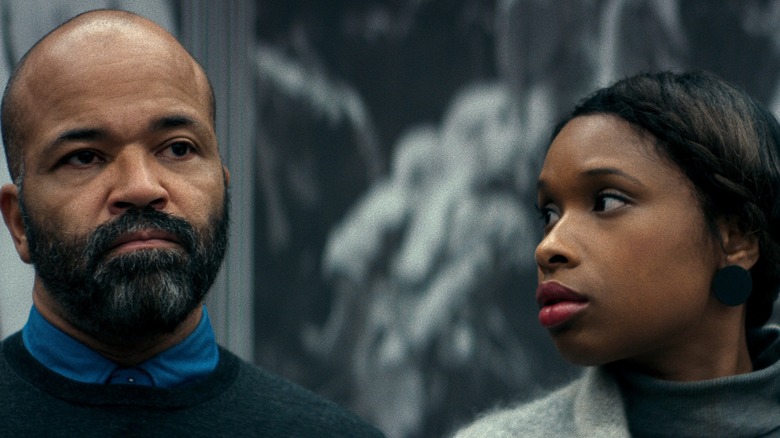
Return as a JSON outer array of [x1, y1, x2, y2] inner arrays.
[[22, 305, 219, 388]]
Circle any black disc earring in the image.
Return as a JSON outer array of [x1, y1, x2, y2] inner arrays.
[[712, 265, 752, 306]]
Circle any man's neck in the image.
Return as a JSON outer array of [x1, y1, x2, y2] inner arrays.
[[32, 280, 203, 367]]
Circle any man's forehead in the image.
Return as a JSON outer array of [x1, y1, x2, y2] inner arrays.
[[14, 13, 210, 119], [28, 15, 189, 75], [44, 10, 170, 46], [4, 14, 214, 167]]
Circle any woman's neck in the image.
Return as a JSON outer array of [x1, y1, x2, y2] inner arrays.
[[623, 321, 752, 381]]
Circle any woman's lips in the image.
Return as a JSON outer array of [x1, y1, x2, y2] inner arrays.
[[536, 281, 589, 329]]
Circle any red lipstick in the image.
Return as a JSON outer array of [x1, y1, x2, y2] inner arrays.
[[535, 281, 589, 329]]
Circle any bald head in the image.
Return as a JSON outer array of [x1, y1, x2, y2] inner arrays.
[[1, 9, 214, 182]]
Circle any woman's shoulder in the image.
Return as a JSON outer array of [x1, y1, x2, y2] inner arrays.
[[453, 366, 634, 437], [452, 379, 581, 437]]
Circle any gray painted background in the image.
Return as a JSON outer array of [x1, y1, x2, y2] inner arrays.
[[2, 1, 780, 437]]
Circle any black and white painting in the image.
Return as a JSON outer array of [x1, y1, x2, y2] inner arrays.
[[2, 1, 780, 437]]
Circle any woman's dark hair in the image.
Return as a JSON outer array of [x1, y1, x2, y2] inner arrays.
[[553, 70, 780, 327]]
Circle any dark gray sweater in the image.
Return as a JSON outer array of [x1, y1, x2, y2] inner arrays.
[[456, 325, 780, 437], [0, 332, 384, 437]]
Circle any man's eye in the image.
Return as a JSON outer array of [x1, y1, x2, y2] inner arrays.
[[64, 150, 100, 166], [164, 141, 195, 158]]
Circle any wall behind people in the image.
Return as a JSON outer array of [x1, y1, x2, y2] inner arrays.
[[3, 2, 780, 438], [249, 2, 780, 437], [0, 2, 22, 337]]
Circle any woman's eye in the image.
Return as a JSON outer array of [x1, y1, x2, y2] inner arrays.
[[594, 193, 628, 212], [538, 205, 560, 227]]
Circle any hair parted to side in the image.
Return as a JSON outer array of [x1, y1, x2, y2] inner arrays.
[[553, 70, 780, 327]]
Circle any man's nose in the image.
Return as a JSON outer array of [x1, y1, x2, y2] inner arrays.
[[106, 150, 169, 215]]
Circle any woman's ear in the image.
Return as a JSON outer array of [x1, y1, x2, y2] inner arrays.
[[0, 183, 31, 263], [716, 216, 760, 270]]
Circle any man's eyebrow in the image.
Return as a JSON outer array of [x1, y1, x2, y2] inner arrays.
[[57, 128, 103, 142], [42, 128, 105, 157], [42, 116, 205, 158], [149, 115, 200, 131]]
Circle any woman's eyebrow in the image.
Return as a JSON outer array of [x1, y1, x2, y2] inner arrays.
[[537, 167, 645, 191], [581, 167, 646, 187]]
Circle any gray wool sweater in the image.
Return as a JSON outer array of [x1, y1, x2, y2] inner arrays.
[[455, 325, 780, 437]]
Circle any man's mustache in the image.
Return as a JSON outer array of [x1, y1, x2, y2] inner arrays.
[[83, 207, 198, 266]]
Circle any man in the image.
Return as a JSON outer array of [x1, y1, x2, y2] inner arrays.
[[0, 9, 382, 437]]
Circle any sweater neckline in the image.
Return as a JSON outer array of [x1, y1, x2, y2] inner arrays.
[[3, 331, 239, 408], [613, 325, 780, 437], [22, 305, 219, 388]]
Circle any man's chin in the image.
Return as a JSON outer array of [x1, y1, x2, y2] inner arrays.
[[95, 247, 188, 273], [81, 319, 184, 344], [53, 269, 203, 342], [71, 303, 196, 343]]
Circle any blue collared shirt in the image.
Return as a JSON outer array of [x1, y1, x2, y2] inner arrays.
[[22, 305, 219, 388]]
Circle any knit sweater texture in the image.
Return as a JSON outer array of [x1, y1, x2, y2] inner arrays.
[[0, 332, 384, 437], [455, 325, 780, 437]]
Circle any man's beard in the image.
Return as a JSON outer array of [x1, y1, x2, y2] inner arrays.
[[20, 191, 229, 342]]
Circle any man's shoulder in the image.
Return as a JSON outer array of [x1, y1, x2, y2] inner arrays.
[[0, 334, 384, 437], [216, 347, 384, 437]]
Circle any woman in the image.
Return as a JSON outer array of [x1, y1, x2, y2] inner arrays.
[[455, 71, 780, 437]]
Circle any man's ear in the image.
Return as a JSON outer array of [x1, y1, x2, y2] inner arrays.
[[222, 165, 230, 187], [716, 216, 760, 270], [0, 183, 30, 263]]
